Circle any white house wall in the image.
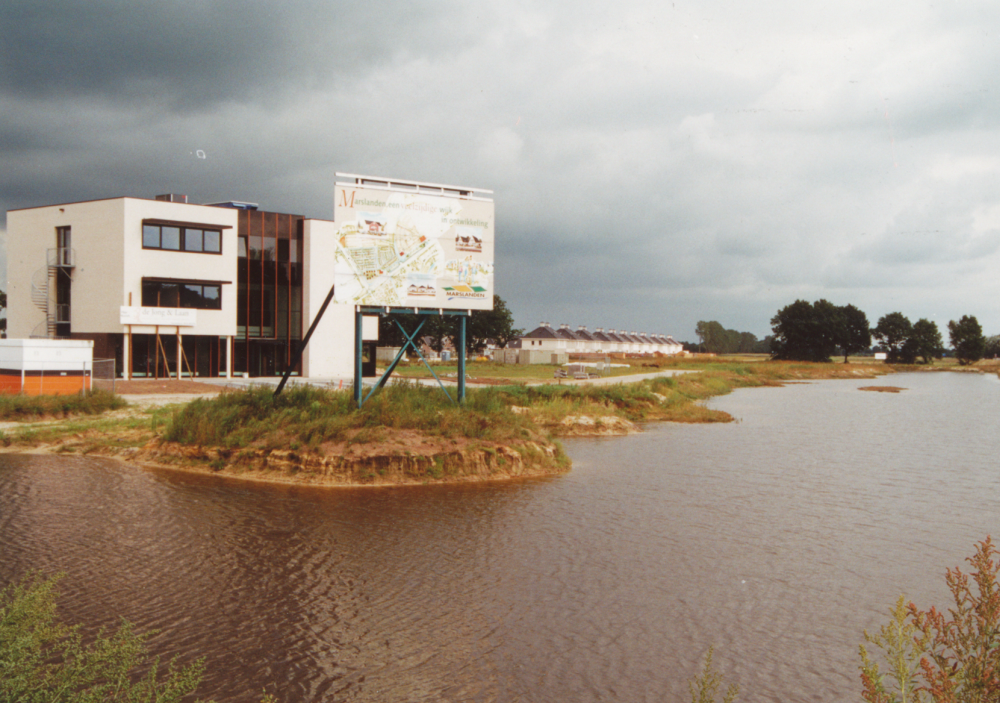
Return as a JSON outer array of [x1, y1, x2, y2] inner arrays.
[[121, 199, 237, 337], [7, 199, 126, 339], [7, 198, 238, 339], [302, 219, 354, 378]]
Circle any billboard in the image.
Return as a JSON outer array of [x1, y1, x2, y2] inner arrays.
[[332, 175, 494, 310]]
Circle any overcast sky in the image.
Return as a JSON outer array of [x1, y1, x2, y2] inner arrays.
[[3, 0, 1000, 341]]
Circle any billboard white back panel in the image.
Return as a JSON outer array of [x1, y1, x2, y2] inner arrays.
[[333, 178, 494, 310]]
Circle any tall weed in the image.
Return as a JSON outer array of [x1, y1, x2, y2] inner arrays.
[[0, 389, 126, 420], [860, 536, 1000, 703]]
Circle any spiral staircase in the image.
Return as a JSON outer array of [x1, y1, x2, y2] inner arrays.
[[30, 247, 74, 338]]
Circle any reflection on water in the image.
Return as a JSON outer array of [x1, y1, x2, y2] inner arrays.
[[2, 372, 999, 702]]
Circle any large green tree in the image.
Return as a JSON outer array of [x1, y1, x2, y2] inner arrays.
[[463, 295, 522, 354], [752, 336, 774, 354], [948, 315, 985, 365], [695, 320, 727, 353], [910, 318, 944, 364], [769, 299, 839, 361], [738, 331, 759, 354], [834, 304, 872, 363], [984, 334, 1000, 359], [873, 312, 916, 363]]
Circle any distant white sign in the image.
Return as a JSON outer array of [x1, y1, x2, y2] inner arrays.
[[874, 352, 887, 360], [120, 307, 197, 327], [362, 315, 379, 341], [333, 176, 495, 311]]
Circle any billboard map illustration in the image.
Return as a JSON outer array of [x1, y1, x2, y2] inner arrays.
[[332, 175, 495, 311]]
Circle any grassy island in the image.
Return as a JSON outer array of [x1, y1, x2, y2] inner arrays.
[[0, 358, 893, 487]]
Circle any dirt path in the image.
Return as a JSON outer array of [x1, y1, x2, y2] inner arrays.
[[94, 379, 225, 408], [531, 369, 694, 387]]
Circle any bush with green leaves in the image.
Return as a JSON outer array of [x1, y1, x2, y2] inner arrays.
[[0, 572, 212, 703], [0, 389, 126, 421], [860, 536, 1000, 702], [689, 646, 739, 703]]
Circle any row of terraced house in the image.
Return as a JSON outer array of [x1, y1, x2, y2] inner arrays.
[[517, 322, 683, 356]]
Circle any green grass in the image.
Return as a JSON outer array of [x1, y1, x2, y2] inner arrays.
[[0, 359, 892, 468], [1, 411, 157, 452], [161, 359, 893, 454], [389, 359, 644, 382], [0, 389, 127, 421], [161, 383, 543, 450]]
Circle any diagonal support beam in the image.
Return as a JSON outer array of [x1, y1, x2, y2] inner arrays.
[[361, 317, 456, 407], [275, 283, 337, 398]]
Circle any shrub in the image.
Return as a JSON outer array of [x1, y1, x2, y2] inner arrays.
[[689, 646, 739, 703], [860, 536, 1000, 702], [0, 572, 212, 702], [0, 389, 126, 421]]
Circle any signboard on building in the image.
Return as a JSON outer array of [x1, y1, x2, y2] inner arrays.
[[120, 307, 197, 326], [332, 174, 494, 310]]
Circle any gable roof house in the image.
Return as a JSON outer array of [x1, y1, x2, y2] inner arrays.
[[575, 326, 596, 353], [520, 322, 563, 351], [591, 328, 612, 352], [555, 323, 584, 353]]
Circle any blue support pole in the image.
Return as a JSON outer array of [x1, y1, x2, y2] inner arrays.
[[353, 306, 470, 408], [354, 307, 363, 408], [458, 314, 467, 403]]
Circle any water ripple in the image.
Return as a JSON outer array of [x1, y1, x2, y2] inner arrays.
[[1, 373, 999, 701]]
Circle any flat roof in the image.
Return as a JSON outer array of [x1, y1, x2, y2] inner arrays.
[[7, 196, 240, 214]]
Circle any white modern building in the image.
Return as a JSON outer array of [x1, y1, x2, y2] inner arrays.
[[6, 194, 353, 380]]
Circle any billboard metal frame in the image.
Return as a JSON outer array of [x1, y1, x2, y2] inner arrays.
[[355, 306, 470, 408]]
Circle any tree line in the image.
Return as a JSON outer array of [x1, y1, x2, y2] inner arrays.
[[692, 320, 773, 354], [769, 299, 990, 365]]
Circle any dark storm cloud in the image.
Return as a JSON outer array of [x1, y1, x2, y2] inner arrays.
[[4, 0, 1000, 338], [0, 1, 470, 105]]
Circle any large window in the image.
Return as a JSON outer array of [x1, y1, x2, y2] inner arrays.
[[142, 280, 222, 310], [143, 223, 222, 254]]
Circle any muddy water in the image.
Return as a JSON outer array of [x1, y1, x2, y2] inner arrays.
[[2, 372, 999, 702]]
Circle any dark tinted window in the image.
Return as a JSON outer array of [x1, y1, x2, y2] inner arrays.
[[184, 229, 203, 252], [142, 281, 221, 310], [143, 225, 160, 248], [143, 224, 222, 254], [161, 227, 180, 250], [204, 230, 221, 253]]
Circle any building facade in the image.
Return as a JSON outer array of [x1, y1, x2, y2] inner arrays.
[[7, 196, 237, 378], [231, 207, 304, 377], [6, 195, 355, 380]]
